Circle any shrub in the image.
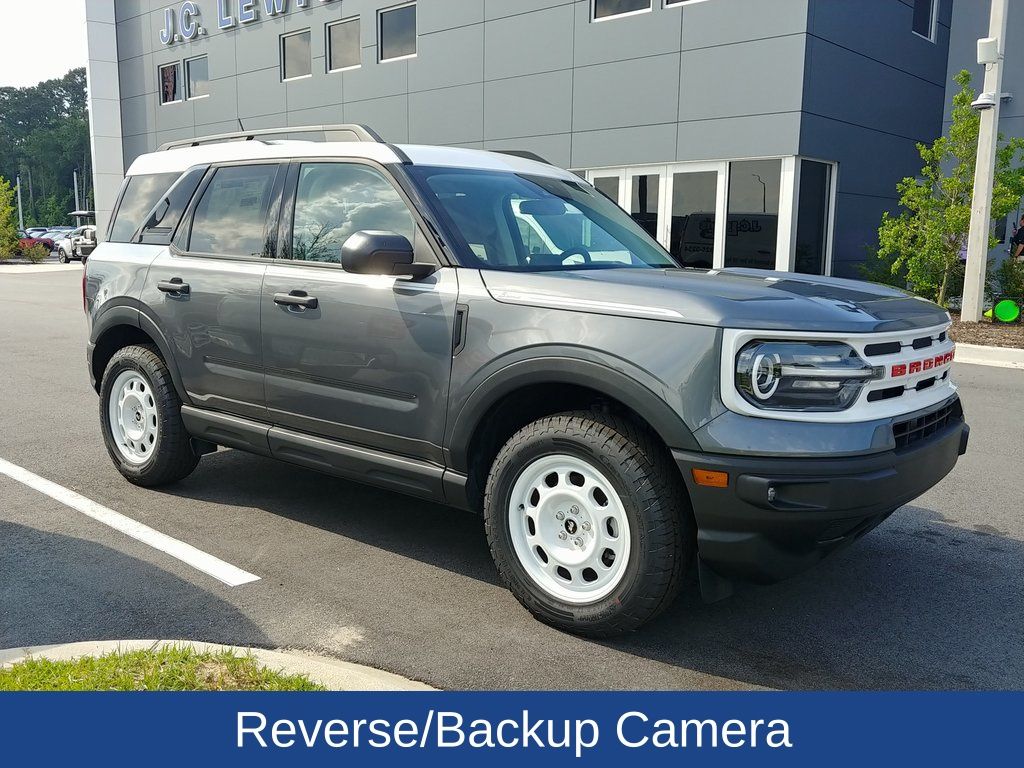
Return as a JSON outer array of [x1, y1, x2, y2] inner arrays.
[[22, 243, 50, 264], [993, 257, 1024, 300]]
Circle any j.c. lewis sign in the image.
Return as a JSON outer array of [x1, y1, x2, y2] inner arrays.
[[159, 0, 337, 45]]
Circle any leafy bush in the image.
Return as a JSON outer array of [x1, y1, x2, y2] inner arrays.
[[22, 243, 50, 263], [993, 257, 1024, 300]]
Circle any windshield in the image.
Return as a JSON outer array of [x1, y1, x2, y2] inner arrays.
[[408, 166, 679, 272]]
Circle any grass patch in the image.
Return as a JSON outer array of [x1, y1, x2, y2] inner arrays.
[[0, 645, 325, 691]]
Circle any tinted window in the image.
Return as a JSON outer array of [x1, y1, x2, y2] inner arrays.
[[159, 62, 180, 104], [328, 18, 360, 71], [140, 166, 207, 245], [189, 165, 278, 257], [593, 0, 650, 20], [379, 3, 416, 62], [725, 159, 781, 270], [186, 56, 208, 99], [290, 163, 415, 264], [108, 172, 181, 243], [282, 30, 311, 80]]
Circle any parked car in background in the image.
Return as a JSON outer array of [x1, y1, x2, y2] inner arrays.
[[54, 225, 97, 263], [23, 227, 49, 238], [40, 228, 74, 250], [16, 231, 55, 254]]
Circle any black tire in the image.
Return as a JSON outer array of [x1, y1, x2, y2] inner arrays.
[[99, 344, 199, 487], [484, 410, 694, 637], [57, 248, 68, 263]]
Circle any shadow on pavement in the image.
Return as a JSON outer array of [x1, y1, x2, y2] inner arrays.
[[160, 450, 1023, 690], [0, 521, 270, 651]]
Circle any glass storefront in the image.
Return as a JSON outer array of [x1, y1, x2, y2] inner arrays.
[[584, 156, 834, 275]]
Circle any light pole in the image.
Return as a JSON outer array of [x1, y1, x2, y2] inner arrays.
[[15, 175, 24, 231], [962, 0, 1009, 323]]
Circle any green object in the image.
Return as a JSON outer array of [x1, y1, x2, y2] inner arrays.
[[0, 645, 324, 691], [993, 299, 1021, 323]]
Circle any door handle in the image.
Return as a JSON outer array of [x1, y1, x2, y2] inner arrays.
[[274, 291, 318, 310], [157, 278, 190, 295]]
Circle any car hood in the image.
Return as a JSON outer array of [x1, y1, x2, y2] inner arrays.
[[480, 267, 950, 333]]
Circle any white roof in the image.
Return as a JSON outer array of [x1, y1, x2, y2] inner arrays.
[[125, 140, 577, 181]]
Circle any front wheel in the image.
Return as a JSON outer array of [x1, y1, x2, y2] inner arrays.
[[99, 345, 199, 486], [57, 248, 68, 263], [484, 411, 694, 637]]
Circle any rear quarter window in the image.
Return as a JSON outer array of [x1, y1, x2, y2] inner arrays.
[[108, 172, 182, 243]]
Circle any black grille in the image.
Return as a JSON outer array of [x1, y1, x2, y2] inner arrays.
[[893, 400, 962, 450]]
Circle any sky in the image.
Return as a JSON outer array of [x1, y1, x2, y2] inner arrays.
[[0, 0, 87, 88]]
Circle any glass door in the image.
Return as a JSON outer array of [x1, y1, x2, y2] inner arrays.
[[665, 163, 726, 269], [588, 169, 627, 209]]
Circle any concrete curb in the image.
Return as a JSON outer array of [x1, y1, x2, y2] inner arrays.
[[0, 640, 436, 691], [956, 343, 1024, 370], [0, 263, 82, 274]]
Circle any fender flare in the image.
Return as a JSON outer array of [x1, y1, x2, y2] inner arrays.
[[90, 304, 192, 405], [446, 354, 701, 474]]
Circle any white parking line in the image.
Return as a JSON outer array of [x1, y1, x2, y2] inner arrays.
[[0, 457, 260, 587]]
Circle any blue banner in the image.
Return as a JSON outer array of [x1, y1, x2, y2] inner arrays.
[[0, 692, 1017, 765]]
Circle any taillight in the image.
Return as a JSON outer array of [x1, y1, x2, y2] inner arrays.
[[82, 270, 87, 313]]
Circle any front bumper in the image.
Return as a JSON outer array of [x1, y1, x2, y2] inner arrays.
[[674, 403, 969, 585]]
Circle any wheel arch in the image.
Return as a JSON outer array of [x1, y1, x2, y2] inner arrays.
[[447, 356, 700, 512], [90, 307, 190, 405]]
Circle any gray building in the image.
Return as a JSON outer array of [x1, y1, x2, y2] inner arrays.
[[85, 0, 955, 278]]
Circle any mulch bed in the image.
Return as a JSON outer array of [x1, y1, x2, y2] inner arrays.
[[949, 312, 1024, 349]]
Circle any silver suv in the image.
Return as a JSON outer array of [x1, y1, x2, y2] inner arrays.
[[85, 125, 968, 635]]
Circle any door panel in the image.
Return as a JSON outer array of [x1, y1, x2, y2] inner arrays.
[[261, 265, 458, 463], [141, 162, 281, 420], [142, 252, 267, 420], [262, 160, 456, 463]]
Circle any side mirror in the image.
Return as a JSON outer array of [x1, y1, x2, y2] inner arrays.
[[341, 231, 435, 279]]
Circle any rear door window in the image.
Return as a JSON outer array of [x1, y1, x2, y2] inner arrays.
[[108, 172, 181, 243], [188, 165, 279, 257]]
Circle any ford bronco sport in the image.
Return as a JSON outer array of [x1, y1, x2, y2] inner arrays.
[[85, 125, 969, 636]]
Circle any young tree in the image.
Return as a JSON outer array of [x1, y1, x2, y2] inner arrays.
[[0, 176, 19, 259], [878, 70, 1024, 306]]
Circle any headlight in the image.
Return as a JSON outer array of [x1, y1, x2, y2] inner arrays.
[[735, 340, 882, 412]]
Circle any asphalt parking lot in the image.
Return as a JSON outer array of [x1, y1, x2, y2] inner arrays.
[[1, 267, 1022, 690]]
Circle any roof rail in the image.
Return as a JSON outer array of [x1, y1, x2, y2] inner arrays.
[[492, 149, 552, 165], [158, 124, 384, 151]]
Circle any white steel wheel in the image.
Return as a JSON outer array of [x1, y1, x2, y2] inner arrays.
[[107, 370, 159, 465], [508, 454, 632, 604]]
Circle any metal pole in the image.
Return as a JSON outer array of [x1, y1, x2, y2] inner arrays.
[[15, 175, 24, 231], [962, 0, 1009, 322], [73, 168, 81, 228]]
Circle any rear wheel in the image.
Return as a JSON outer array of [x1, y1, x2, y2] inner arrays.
[[99, 345, 199, 486], [484, 411, 694, 637]]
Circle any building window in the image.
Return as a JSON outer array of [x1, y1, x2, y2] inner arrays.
[[912, 0, 937, 41], [725, 159, 781, 270], [379, 2, 417, 63], [281, 29, 312, 81], [327, 18, 361, 72], [670, 170, 718, 269], [794, 160, 833, 275], [592, 0, 652, 22], [185, 56, 209, 100], [159, 62, 181, 104], [630, 174, 660, 239]]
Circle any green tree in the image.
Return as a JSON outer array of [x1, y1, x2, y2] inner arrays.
[[878, 70, 1024, 306], [0, 177, 18, 260]]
